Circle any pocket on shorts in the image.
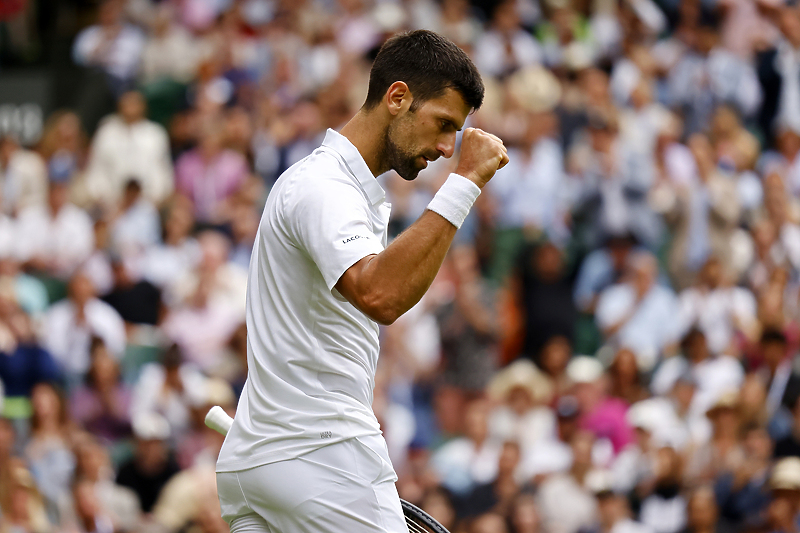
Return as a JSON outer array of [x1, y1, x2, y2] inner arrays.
[[216, 471, 250, 524], [354, 435, 398, 485]]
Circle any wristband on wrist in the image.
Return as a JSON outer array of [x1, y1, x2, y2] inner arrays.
[[427, 173, 481, 229]]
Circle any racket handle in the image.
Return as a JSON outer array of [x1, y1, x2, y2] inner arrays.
[[205, 405, 234, 435]]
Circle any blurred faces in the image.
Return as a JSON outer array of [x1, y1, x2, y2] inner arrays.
[[31, 383, 63, 431], [611, 348, 639, 385], [471, 513, 509, 533], [628, 252, 657, 296], [383, 88, 470, 181], [498, 441, 521, 476], [539, 336, 571, 378], [118, 91, 146, 124], [421, 488, 456, 531], [510, 493, 540, 533], [533, 243, 564, 282], [464, 399, 490, 444], [687, 486, 719, 531], [69, 272, 97, 307]]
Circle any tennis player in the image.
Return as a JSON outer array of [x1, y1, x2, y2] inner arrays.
[[216, 30, 508, 533]]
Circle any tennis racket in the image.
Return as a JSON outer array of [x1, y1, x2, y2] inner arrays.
[[205, 406, 450, 533]]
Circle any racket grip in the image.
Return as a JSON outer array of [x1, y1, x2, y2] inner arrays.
[[205, 405, 234, 435]]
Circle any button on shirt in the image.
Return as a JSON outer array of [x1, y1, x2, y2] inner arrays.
[[217, 129, 391, 472]]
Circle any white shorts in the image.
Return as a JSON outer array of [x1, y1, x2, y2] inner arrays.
[[217, 435, 407, 533]]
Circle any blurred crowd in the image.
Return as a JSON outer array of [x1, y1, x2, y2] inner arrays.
[[4, 0, 800, 531]]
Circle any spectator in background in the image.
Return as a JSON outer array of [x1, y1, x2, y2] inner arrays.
[[0, 281, 60, 399], [109, 179, 162, 262], [667, 10, 762, 136], [71, 0, 145, 95], [0, 459, 52, 533], [656, 133, 741, 290], [680, 485, 732, 533], [473, 0, 543, 78], [570, 110, 661, 251], [67, 478, 115, 533], [774, 395, 800, 458], [763, 457, 800, 533], [536, 430, 599, 533], [757, 7, 800, 144], [69, 338, 132, 443], [116, 412, 180, 513], [675, 257, 759, 358], [162, 231, 246, 374], [752, 329, 800, 419], [595, 251, 679, 371], [174, 122, 249, 224], [537, 335, 573, 398], [486, 66, 566, 263], [487, 359, 556, 454], [568, 356, 635, 457], [516, 241, 577, 360], [652, 328, 745, 429], [24, 383, 76, 524], [462, 441, 524, 519], [140, 197, 201, 292], [102, 258, 162, 326], [140, 4, 201, 85], [715, 423, 772, 529], [42, 271, 126, 382], [58, 436, 140, 531], [436, 245, 500, 393], [574, 232, 639, 316], [509, 491, 541, 533], [0, 135, 47, 216], [229, 199, 259, 269], [431, 398, 503, 497], [607, 348, 649, 406], [685, 391, 744, 484], [15, 174, 95, 280], [583, 470, 653, 533], [638, 445, 687, 533], [130, 344, 207, 438], [85, 91, 174, 210]]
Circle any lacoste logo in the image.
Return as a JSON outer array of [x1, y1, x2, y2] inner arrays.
[[342, 236, 363, 244]]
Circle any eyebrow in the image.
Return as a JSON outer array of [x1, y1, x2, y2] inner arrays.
[[442, 117, 462, 131]]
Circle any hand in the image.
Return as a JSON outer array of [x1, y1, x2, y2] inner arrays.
[[454, 128, 509, 189]]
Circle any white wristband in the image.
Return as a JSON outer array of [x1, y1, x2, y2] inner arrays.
[[427, 173, 481, 229]]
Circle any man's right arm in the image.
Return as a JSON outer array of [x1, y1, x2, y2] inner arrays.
[[335, 128, 508, 325]]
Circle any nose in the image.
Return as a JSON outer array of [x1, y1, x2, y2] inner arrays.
[[437, 132, 457, 159]]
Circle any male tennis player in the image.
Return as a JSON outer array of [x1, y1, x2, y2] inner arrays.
[[216, 30, 508, 533]]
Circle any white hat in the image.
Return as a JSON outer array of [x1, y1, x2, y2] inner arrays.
[[772, 457, 800, 490], [585, 469, 615, 494], [132, 412, 171, 441], [567, 356, 604, 384], [507, 66, 562, 114], [487, 359, 553, 405]]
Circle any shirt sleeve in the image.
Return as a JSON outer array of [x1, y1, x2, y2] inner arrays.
[[289, 176, 385, 291]]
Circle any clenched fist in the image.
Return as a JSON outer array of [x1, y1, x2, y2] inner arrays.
[[454, 128, 509, 189]]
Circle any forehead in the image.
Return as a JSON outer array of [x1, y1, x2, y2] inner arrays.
[[416, 88, 472, 128]]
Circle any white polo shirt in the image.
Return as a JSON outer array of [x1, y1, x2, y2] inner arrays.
[[216, 129, 391, 472]]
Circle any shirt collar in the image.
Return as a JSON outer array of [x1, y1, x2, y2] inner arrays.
[[321, 128, 385, 206]]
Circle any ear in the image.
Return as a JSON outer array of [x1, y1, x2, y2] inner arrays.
[[385, 81, 412, 116]]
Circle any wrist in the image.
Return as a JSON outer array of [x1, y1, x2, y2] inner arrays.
[[427, 173, 481, 229], [453, 167, 485, 189]]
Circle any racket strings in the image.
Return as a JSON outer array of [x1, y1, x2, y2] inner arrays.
[[405, 516, 432, 533]]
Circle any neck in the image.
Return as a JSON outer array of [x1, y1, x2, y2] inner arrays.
[[339, 109, 387, 177]]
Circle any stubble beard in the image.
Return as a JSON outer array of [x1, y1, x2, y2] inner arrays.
[[381, 121, 422, 182]]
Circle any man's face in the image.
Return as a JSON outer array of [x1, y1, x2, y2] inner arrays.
[[383, 88, 471, 181]]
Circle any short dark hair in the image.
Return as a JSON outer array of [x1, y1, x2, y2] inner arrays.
[[363, 30, 484, 112], [761, 328, 787, 346]]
